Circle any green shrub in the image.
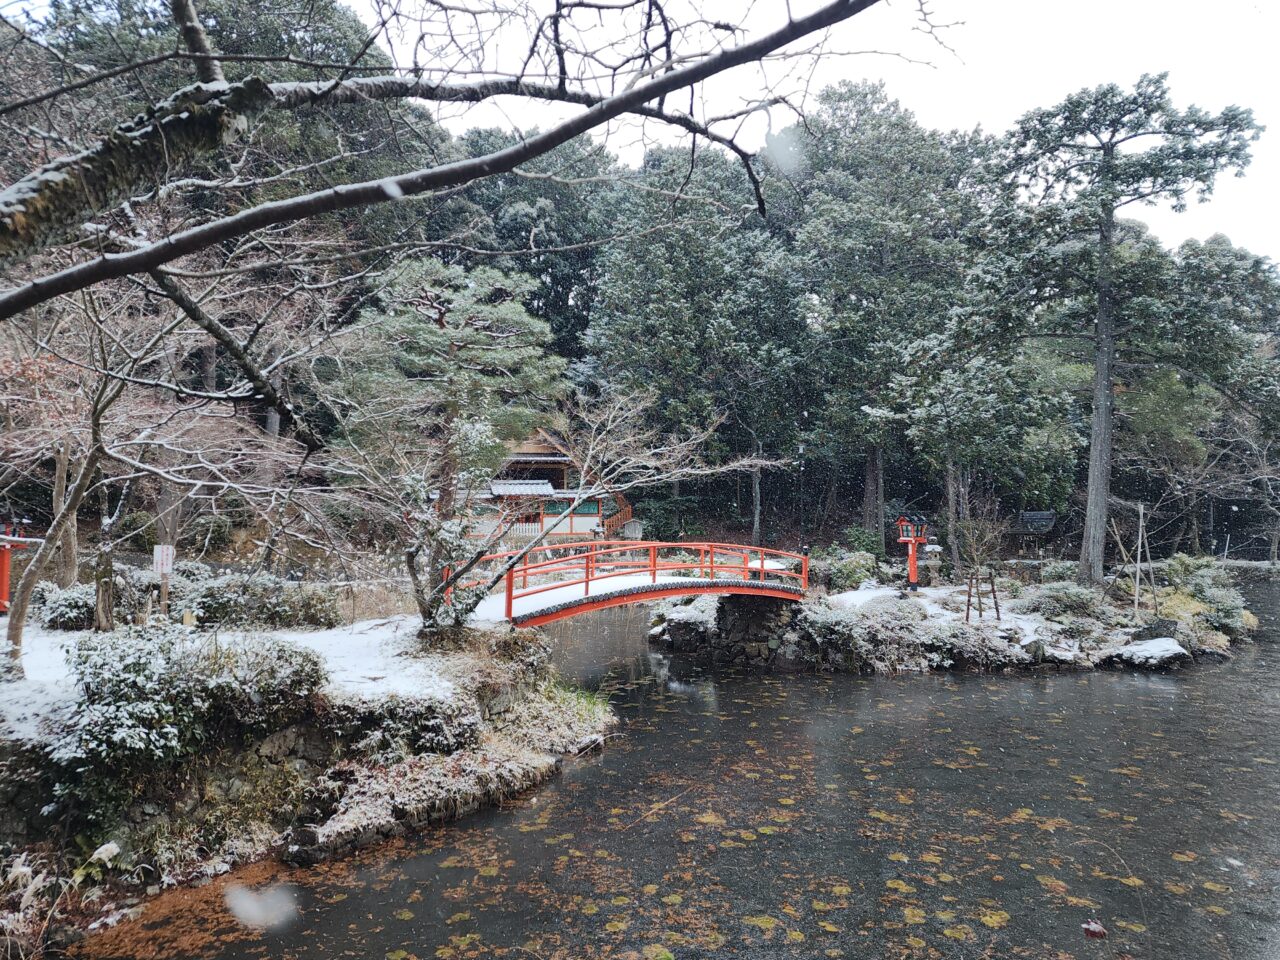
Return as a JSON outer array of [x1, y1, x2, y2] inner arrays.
[[1040, 560, 1077, 583], [1010, 582, 1106, 621], [116, 511, 159, 552], [829, 550, 879, 591], [182, 514, 233, 553], [841, 525, 886, 561], [37, 582, 96, 630], [1165, 553, 1217, 590], [46, 626, 327, 830], [179, 573, 341, 628]]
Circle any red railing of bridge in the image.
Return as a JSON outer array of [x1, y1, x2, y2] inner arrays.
[[457, 540, 809, 621]]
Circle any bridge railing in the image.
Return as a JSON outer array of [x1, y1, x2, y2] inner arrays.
[[456, 540, 808, 620]]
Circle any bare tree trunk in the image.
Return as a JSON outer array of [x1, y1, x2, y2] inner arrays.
[[945, 458, 962, 574], [1189, 498, 1201, 555], [862, 444, 885, 553], [5, 445, 101, 674], [750, 462, 762, 547], [199, 343, 217, 392], [1078, 204, 1117, 583], [1270, 524, 1279, 565], [156, 483, 184, 548], [51, 441, 79, 587]]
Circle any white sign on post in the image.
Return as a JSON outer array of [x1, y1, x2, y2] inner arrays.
[[152, 544, 175, 575]]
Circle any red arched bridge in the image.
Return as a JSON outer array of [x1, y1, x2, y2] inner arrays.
[[462, 540, 809, 627]]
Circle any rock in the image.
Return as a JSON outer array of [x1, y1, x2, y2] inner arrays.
[[257, 726, 300, 762], [1100, 637, 1192, 669]]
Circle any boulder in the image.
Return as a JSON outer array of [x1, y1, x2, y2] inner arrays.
[[1099, 636, 1192, 670]]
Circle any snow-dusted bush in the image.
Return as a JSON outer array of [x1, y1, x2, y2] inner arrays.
[[180, 573, 341, 629], [49, 626, 209, 824], [829, 550, 880, 591], [37, 582, 96, 630], [45, 626, 328, 830], [1010, 582, 1106, 621], [1040, 560, 1077, 583], [183, 514, 233, 553], [1158, 557, 1250, 637], [172, 559, 214, 582], [1185, 570, 1248, 636], [338, 695, 482, 763], [1165, 553, 1217, 590], [201, 635, 327, 732]]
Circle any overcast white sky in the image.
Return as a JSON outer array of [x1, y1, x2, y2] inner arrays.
[[363, 0, 1279, 260]]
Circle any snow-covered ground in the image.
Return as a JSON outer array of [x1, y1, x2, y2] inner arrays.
[[274, 616, 457, 703], [0, 624, 76, 745]]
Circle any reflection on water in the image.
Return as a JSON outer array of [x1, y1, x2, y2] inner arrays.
[[80, 587, 1280, 959]]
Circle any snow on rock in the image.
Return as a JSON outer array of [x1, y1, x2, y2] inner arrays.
[[1100, 637, 1192, 669]]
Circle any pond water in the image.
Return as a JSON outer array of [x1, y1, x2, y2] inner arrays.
[[79, 585, 1280, 960]]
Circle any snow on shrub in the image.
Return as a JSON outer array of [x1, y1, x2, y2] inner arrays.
[[36, 582, 96, 630], [45, 626, 327, 831], [1010, 582, 1107, 621], [179, 573, 341, 629], [1040, 560, 1077, 583]]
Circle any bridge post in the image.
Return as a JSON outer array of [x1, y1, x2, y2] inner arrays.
[[649, 544, 657, 583], [505, 568, 514, 620], [585, 549, 592, 597], [801, 545, 809, 590]]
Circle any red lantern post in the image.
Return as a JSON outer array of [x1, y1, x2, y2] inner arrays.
[[895, 514, 930, 592], [0, 520, 32, 616]]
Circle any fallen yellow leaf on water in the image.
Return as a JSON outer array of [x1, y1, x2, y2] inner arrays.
[[1171, 851, 1198, 862], [1114, 920, 1147, 932], [1036, 875, 1069, 894], [905, 936, 926, 948], [1204, 905, 1230, 916], [786, 930, 806, 943], [889, 852, 910, 862], [393, 909, 414, 921], [943, 925, 975, 942], [936, 873, 956, 883], [1164, 881, 1192, 895], [1203, 881, 1231, 893], [611, 895, 631, 905], [445, 912, 470, 925], [935, 910, 957, 921], [643, 947, 675, 960], [778, 798, 796, 806], [661, 893, 682, 905], [1118, 875, 1145, 888], [831, 884, 852, 896], [819, 921, 841, 933], [886, 879, 916, 893], [605, 919, 630, 933], [743, 915, 779, 932], [1065, 896, 1099, 908], [903, 907, 926, 924], [642, 884, 658, 895], [695, 811, 725, 826], [920, 853, 942, 864], [978, 909, 1010, 929]]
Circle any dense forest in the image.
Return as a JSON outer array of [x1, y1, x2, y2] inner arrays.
[[2, 0, 1279, 654]]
